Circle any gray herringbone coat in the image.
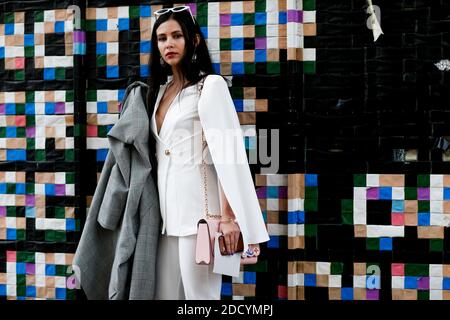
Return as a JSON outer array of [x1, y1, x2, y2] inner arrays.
[[73, 81, 160, 300]]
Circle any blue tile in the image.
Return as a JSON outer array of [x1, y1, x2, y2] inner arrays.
[[418, 213, 430, 226], [231, 13, 244, 25], [5, 24, 14, 35], [96, 149, 108, 162], [0, 183, 6, 194], [255, 13, 266, 25], [16, 262, 26, 274], [45, 184, 55, 196], [44, 68, 55, 80], [255, 49, 266, 62], [107, 66, 119, 78], [6, 127, 17, 137], [0, 47, 4, 59], [200, 27, 208, 38], [45, 264, 56, 276], [25, 103, 35, 114], [243, 271, 256, 284], [140, 64, 149, 77], [140, 41, 150, 53], [444, 188, 450, 200], [288, 211, 297, 224], [26, 286, 36, 297], [97, 102, 107, 114], [118, 18, 129, 31], [379, 187, 392, 200], [231, 63, 244, 74], [7, 150, 26, 161], [221, 282, 232, 296], [404, 276, 417, 289], [248, 137, 256, 149], [268, 235, 279, 248], [279, 12, 287, 24], [305, 174, 318, 186], [55, 21, 65, 33], [96, 42, 106, 55], [24, 34, 34, 46], [379, 237, 392, 251], [96, 19, 108, 31], [16, 183, 26, 194], [297, 211, 305, 224], [6, 103, 15, 114], [140, 5, 151, 17], [6, 229, 16, 240], [341, 288, 354, 300], [443, 278, 450, 290], [45, 102, 55, 114], [234, 99, 243, 112], [231, 38, 244, 50], [66, 219, 76, 231], [118, 89, 126, 102], [56, 288, 66, 299], [0, 284, 6, 296], [304, 274, 316, 287]]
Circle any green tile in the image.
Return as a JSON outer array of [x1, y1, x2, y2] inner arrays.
[[243, 260, 268, 272], [66, 90, 74, 102], [331, 262, 343, 275], [304, 199, 317, 211], [430, 239, 443, 252], [7, 206, 15, 217], [303, 0, 316, 11], [45, 230, 55, 242], [366, 238, 379, 250], [87, 90, 97, 101], [16, 285, 26, 297], [25, 46, 34, 57], [418, 201, 430, 212], [17, 127, 26, 137], [341, 199, 353, 214], [97, 54, 106, 67], [55, 68, 65, 80], [255, 0, 266, 12], [15, 70, 25, 81], [405, 264, 428, 276], [35, 150, 46, 161], [75, 220, 81, 232], [34, 11, 44, 22], [66, 290, 76, 300], [417, 175, 429, 187], [16, 229, 26, 240], [7, 184, 15, 194], [305, 224, 317, 237], [66, 172, 75, 184], [220, 39, 232, 50], [129, 6, 140, 18], [55, 231, 66, 242], [26, 183, 34, 194], [56, 265, 67, 276], [85, 20, 96, 32], [55, 207, 66, 219], [244, 13, 254, 25], [354, 174, 366, 187], [303, 61, 316, 74], [244, 63, 255, 74], [231, 87, 243, 99], [17, 251, 34, 263], [5, 12, 15, 23], [267, 62, 280, 74], [27, 138, 35, 149], [305, 186, 318, 199], [255, 26, 266, 37], [65, 150, 75, 161], [26, 91, 34, 102], [342, 212, 353, 225], [418, 290, 429, 300], [405, 187, 417, 200], [26, 115, 35, 126], [16, 104, 25, 115], [98, 126, 107, 137], [0, 127, 5, 137]]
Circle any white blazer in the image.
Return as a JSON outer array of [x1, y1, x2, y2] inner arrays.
[[151, 74, 269, 247]]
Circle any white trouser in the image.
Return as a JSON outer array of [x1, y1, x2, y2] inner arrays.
[[155, 234, 222, 300]]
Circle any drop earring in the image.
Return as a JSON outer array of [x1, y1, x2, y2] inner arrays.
[[160, 56, 166, 67]]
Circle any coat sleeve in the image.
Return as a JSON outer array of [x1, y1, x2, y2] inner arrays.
[[198, 75, 270, 247]]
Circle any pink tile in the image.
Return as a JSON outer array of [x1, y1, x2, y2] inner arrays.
[[15, 57, 25, 69], [87, 125, 97, 137], [7, 250, 16, 262], [391, 213, 404, 226], [392, 263, 404, 276], [15, 115, 26, 126]]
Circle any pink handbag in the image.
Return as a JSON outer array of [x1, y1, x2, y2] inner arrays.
[[195, 218, 220, 265]]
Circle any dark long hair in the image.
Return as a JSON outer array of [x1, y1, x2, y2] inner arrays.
[[146, 9, 219, 114]]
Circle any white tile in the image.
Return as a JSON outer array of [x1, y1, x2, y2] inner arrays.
[[316, 262, 331, 275], [431, 175, 444, 187], [354, 187, 367, 200], [391, 276, 404, 289], [353, 200, 367, 224], [430, 200, 443, 213], [303, 48, 316, 61], [230, 26, 244, 38], [367, 225, 404, 237], [328, 275, 341, 288], [267, 224, 287, 236], [431, 188, 444, 201], [430, 289, 443, 300], [44, 10, 56, 22], [96, 7, 108, 19], [367, 174, 379, 187], [288, 198, 304, 211], [353, 275, 366, 288], [430, 277, 443, 290], [107, 18, 119, 31], [303, 11, 316, 23]]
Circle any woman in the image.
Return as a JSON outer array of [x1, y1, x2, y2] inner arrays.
[[147, 6, 269, 300]]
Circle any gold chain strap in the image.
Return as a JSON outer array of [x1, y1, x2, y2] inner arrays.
[[199, 79, 221, 220]]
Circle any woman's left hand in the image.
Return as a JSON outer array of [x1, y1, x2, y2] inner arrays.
[[219, 220, 241, 255]]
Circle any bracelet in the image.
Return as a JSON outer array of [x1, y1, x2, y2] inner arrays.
[[220, 217, 237, 224]]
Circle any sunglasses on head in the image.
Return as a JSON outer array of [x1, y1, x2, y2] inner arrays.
[[154, 6, 196, 24]]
